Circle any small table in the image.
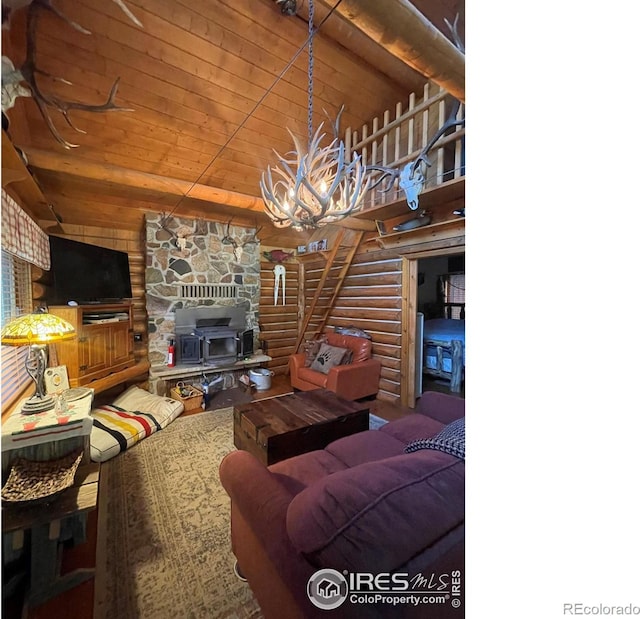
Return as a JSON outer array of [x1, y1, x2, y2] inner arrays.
[[233, 389, 370, 466], [2, 463, 99, 607], [1, 390, 96, 607], [2, 390, 94, 478]]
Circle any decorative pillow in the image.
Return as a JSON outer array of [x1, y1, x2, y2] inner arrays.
[[310, 343, 348, 374], [404, 417, 465, 460], [303, 334, 328, 367], [90, 386, 184, 463]]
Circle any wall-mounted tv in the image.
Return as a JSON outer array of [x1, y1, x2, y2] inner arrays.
[[48, 236, 133, 305]]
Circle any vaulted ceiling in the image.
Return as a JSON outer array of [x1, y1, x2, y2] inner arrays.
[[2, 0, 464, 246]]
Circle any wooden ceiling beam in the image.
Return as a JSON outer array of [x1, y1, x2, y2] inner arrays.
[[318, 0, 465, 102], [270, 0, 427, 95], [23, 148, 265, 211]]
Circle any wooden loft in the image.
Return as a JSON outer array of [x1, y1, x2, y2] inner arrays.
[[342, 78, 465, 252]]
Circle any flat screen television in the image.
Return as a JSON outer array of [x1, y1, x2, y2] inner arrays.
[[48, 236, 133, 305]]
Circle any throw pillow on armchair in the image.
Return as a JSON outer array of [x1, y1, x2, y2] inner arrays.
[[309, 343, 348, 374]]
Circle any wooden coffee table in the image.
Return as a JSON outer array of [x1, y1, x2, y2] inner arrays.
[[233, 389, 370, 466]]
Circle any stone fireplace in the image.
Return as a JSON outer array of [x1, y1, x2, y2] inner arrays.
[[145, 213, 260, 393]]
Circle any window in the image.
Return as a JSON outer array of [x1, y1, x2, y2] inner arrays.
[[1, 250, 32, 408], [443, 273, 465, 319]]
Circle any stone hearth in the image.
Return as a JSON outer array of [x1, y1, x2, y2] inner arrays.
[[145, 214, 260, 386]]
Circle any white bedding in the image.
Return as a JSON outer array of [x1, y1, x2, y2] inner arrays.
[[423, 318, 466, 371]]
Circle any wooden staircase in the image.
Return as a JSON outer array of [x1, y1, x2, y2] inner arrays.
[[293, 228, 365, 354]]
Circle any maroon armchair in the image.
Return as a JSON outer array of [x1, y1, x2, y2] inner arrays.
[[289, 332, 381, 400]]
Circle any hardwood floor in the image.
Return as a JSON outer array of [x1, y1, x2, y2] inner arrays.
[[2, 375, 462, 618]]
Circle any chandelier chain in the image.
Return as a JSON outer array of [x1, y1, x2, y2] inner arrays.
[[259, 0, 369, 230], [307, 0, 315, 150]]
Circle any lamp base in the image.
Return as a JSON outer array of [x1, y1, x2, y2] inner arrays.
[[21, 394, 55, 415]]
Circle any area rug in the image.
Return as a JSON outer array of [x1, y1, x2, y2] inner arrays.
[[369, 413, 389, 430], [94, 407, 262, 619]]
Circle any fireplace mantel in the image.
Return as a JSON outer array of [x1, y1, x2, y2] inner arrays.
[[148, 353, 271, 396]]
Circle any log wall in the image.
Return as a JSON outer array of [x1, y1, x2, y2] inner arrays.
[[297, 245, 404, 404], [259, 259, 300, 376]]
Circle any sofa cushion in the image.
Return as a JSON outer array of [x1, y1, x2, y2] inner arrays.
[[269, 449, 349, 496], [286, 450, 465, 573], [310, 343, 348, 374], [90, 386, 183, 463], [379, 413, 445, 444], [324, 429, 406, 468]]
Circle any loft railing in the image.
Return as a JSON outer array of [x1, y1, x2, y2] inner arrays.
[[345, 83, 465, 212]]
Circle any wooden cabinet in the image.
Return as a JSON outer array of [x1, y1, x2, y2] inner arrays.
[[48, 304, 135, 387]]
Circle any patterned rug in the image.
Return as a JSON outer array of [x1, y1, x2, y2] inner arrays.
[[93, 407, 262, 619], [369, 413, 389, 430]]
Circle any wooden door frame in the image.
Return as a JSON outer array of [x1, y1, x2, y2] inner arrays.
[[400, 244, 465, 408]]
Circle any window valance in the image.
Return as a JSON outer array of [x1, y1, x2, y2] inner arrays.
[[1, 189, 50, 270]]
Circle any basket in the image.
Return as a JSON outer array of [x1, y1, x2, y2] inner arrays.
[[170, 382, 204, 412]]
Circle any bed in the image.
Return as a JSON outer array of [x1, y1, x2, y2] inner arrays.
[[423, 318, 465, 393]]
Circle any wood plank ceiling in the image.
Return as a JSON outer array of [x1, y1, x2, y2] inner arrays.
[[2, 0, 464, 246]]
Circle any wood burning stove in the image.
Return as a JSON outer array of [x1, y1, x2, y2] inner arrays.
[[237, 328, 254, 358], [177, 334, 202, 364], [174, 307, 253, 367]]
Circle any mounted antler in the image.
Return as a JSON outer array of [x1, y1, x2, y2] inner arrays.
[[2, 0, 141, 149], [444, 14, 465, 54], [194, 218, 208, 236], [221, 218, 241, 261], [365, 15, 465, 211], [241, 224, 263, 248], [408, 97, 464, 180], [157, 215, 195, 254], [2, 0, 142, 30], [366, 97, 464, 210], [221, 219, 262, 262], [221, 219, 238, 249]]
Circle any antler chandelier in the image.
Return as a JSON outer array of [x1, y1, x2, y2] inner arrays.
[[260, 0, 370, 230]]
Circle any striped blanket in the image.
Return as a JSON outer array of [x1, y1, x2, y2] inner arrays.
[[90, 386, 184, 462], [91, 405, 164, 462]]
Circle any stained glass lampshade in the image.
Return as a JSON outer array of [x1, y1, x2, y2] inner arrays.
[[1, 312, 76, 414]]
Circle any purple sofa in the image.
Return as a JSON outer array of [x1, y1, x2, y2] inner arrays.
[[219, 391, 465, 618]]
